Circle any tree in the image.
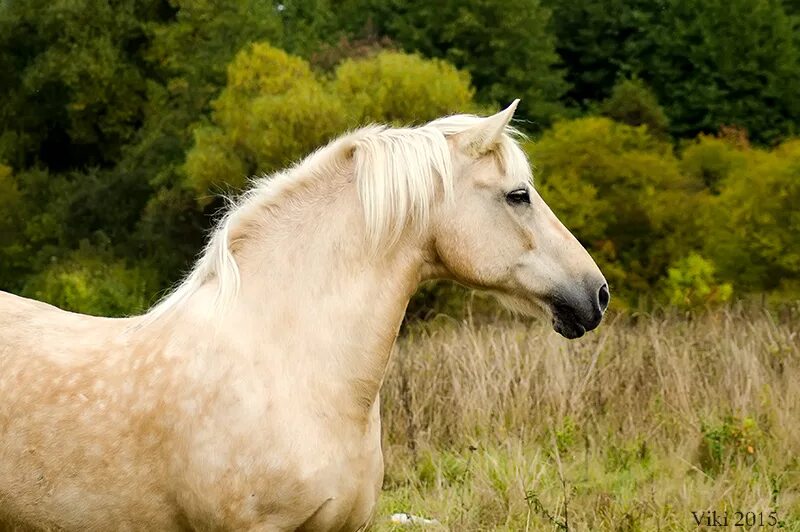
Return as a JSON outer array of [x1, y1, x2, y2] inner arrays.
[[600, 77, 669, 139], [679, 135, 747, 193], [703, 140, 800, 291], [549, 0, 800, 143], [637, 0, 800, 143], [545, 0, 657, 107], [275, 0, 342, 57], [0, 0, 289, 306], [0, 0, 164, 170], [185, 45, 476, 199], [124, 0, 286, 279], [335, 0, 567, 128], [333, 51, 474, 124], [184, 44, 346, 197]]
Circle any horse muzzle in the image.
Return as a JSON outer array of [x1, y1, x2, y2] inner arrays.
[[549, 281, 609, 339]]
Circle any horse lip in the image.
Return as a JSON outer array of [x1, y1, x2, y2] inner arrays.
[[548, 297, 593, 339], [552, 316, 586, 339]]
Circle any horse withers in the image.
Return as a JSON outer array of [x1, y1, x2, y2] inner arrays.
[[0, 100, 608, 531]]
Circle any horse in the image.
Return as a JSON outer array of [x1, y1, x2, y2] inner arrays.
[[0, 100, 608, 531]]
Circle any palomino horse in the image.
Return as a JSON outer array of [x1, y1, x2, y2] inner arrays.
[[0, 101, 608, 531]]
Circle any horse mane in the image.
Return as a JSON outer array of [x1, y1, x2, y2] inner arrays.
[[142, 115, 528, 323]]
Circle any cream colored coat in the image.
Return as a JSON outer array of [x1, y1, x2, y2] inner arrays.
[[0, 102, 607, 531]]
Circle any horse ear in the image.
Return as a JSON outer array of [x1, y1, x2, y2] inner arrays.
[[459, 99, 519, 155]]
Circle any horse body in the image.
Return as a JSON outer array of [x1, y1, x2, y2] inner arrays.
[[0, 293, 178, 529], [0, 162, 419, 530], [0, 281, 392, 530], [0, 101, 609, 530]]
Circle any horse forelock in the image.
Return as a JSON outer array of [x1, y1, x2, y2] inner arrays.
[[141, 116, 526, 324]]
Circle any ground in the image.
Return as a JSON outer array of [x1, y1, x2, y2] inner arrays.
[[369, 305, 800, 531]]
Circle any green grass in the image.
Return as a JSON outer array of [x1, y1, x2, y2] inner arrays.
[[369, 305, 800, 531]]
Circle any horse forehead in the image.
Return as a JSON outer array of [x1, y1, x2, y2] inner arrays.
[[459, 154, 515, 188]]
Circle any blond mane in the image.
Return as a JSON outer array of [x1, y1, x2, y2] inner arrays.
[[143, 115, 528, 323]]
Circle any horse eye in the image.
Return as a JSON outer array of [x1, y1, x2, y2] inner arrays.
[[506, 189, 530, 205]]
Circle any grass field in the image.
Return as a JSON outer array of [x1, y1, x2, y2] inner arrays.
[[369, 305, 800, 531]]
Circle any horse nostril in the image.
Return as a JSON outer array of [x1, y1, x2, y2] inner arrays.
[[598, 283, 610, 312]]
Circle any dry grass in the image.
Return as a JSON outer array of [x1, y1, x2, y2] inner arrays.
[[370, 305, 800, 531]]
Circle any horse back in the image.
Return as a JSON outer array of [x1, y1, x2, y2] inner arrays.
[[0, 292, 179, 530]]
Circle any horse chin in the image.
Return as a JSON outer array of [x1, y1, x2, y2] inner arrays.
[[552, 317, 586, 339], [491, 292, 549, 320], [491, 292, 588, 339]]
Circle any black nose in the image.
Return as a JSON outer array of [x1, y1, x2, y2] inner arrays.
[[598, 283, 610, 313], [549, 279, 609, 339]]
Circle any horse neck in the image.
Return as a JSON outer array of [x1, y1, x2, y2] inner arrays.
[[187, 171, 428, 422]]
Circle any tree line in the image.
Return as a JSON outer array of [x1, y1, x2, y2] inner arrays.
[[1, 0, 798, 316]]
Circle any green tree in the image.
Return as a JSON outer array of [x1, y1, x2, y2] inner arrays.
[[679, 135, 747, 193], [185, 44, 346, 197], [545, 0, 655, 107], [336, 0, 567, 128], [638, 0, 800, 143], [600, 77, 669, 139], [333, 51, 474, 124], [275, 0, 342, 57], [0, 0, 289, 295], [0, 0, 164, 170], [548, 0, 800, 143], [703, 140, 800, 291], [124, 0, 285, 279], [185, 45, 476, 199]]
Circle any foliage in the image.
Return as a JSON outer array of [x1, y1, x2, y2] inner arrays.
[[545, 0, 655, 107], [310, 34, 397, 71], [660, 253, 733, 309], [336, 0, 568, 128], [185, 43, 345, 196], [0, 0, 286, 295], [548, 0, 800, 143], [600, 77, 669, 138], [185, 45, 476, 199], [22, 248, 159, 317], [637, 0, 800, 143], [679, 135, 747, 193], [332, 51, 474, 124], [126, 0, 285, 279], [703, 140, 800, 291], [0, 0, 799, 315], [0, 0, 160, 170], [699, 416, 761, 475]]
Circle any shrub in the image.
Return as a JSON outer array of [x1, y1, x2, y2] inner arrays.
[[703, 139, 800, 291], [699, 416, 761, 474], [185, 45, 476, 200], [660, 253, 733, 309], [185, 43, 346, 197], [333, 51, 474, 124], [600, 77, 669, 138], [22, 249, 159, 317], [679, 135, 747, 193]]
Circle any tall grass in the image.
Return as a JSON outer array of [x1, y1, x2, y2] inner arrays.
[[372, 305, 800, 531]]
